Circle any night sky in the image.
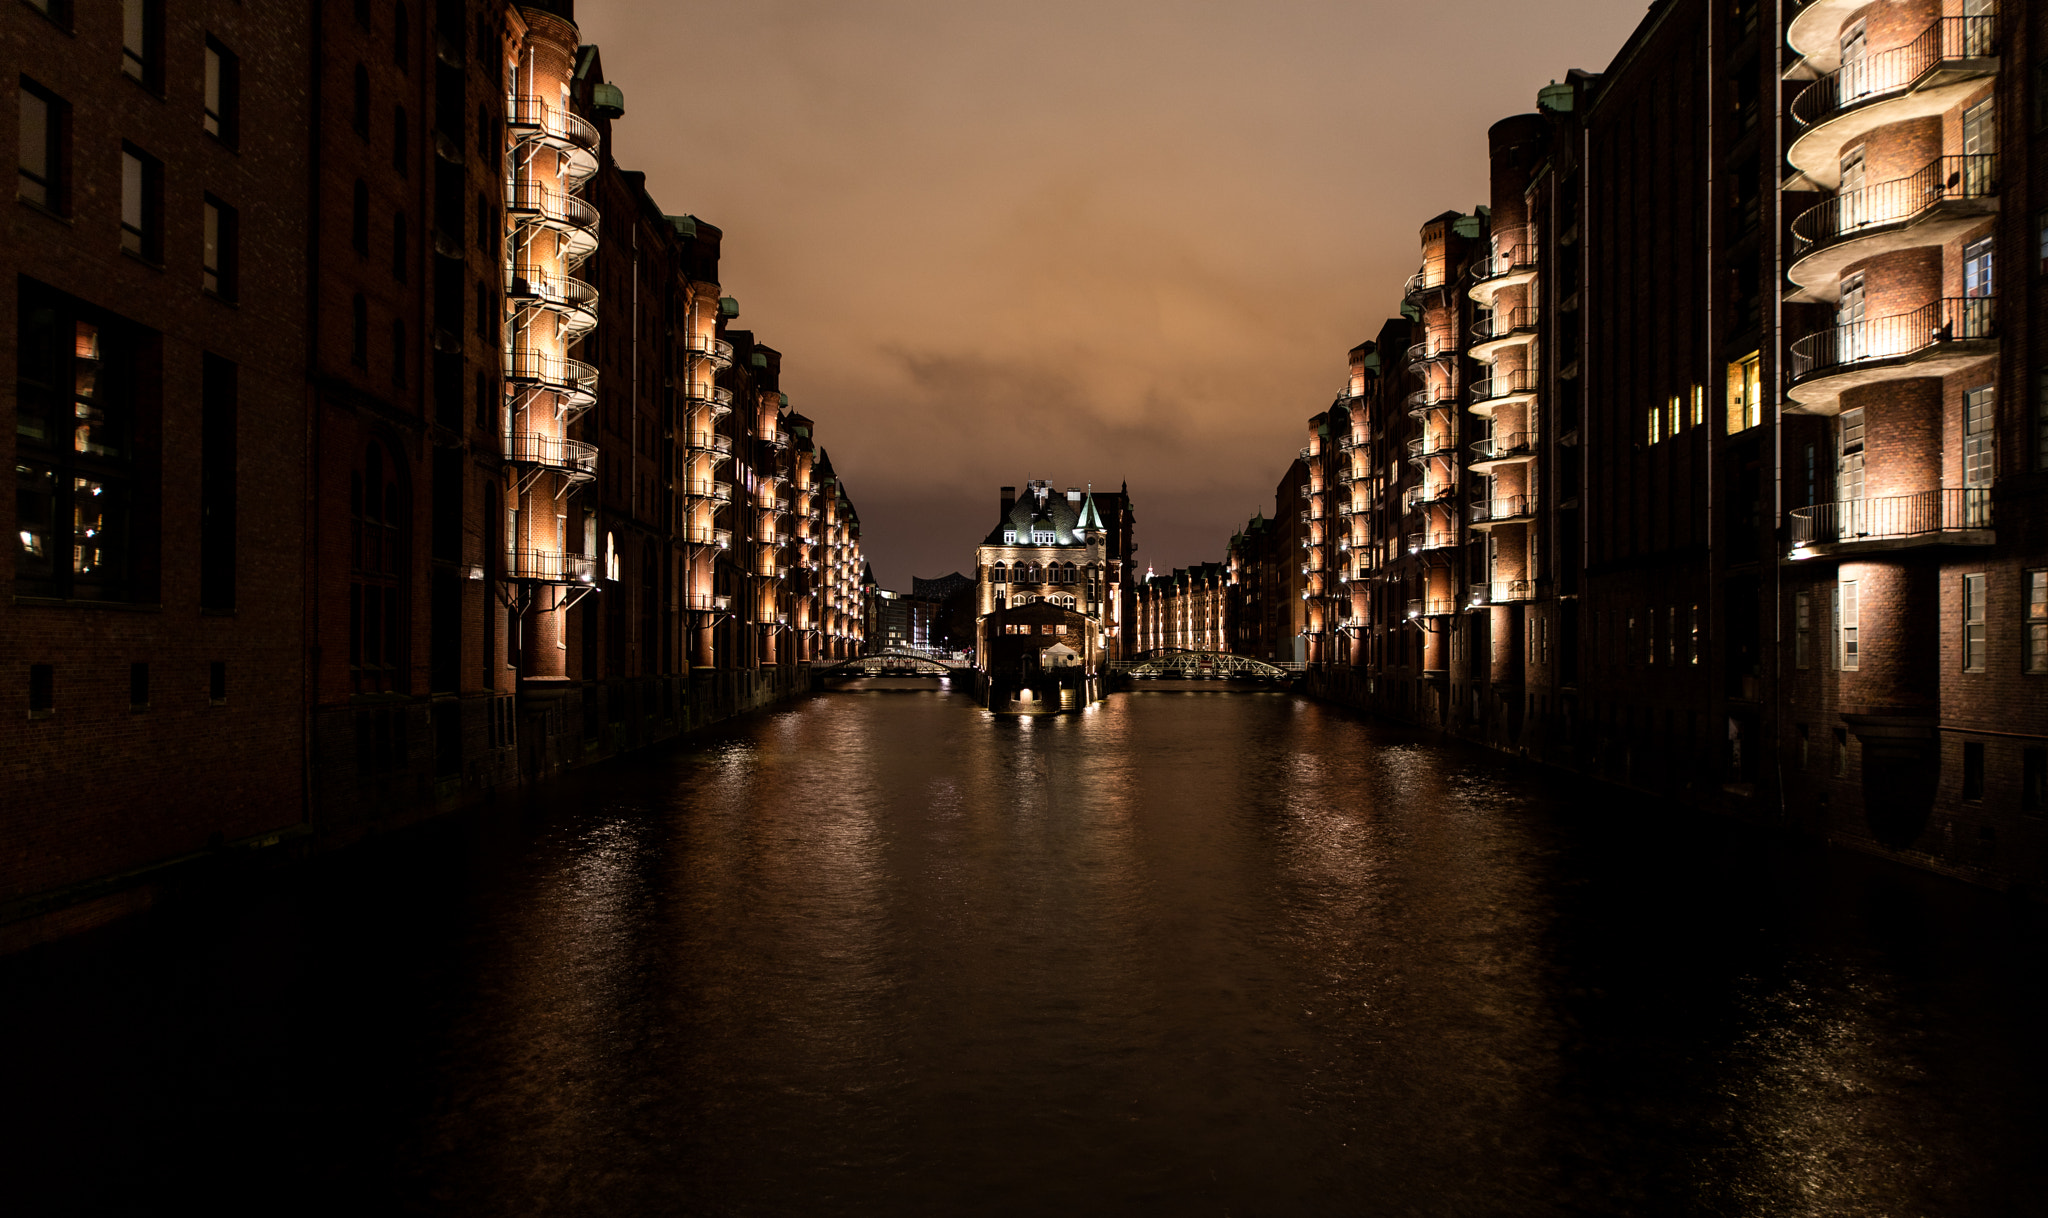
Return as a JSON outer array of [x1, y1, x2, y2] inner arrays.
[[578, 0, 1652, 587]]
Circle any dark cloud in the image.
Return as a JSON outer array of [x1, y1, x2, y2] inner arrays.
[[578, 0, 1648, 585]]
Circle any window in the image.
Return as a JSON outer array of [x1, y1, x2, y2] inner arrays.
[[1838, 407, 1865, 521], [200, 355, 237, 611], [119, 144, 162, 261], [1838, 580, 1859, 670], [1727, 351, 1762, 433], [209, 660, 227, 706], [1032, 529, 1055, 544], [1962, 741, 1985, 801], [2026, 748, 2047, 811], [2028, 571, 2048, 674], [1963, 573, 1987, 672], [1690, 385, 1705, 428], [1689, 605, 1700, 665], [1795, 591, 1812, 669], [350, 441, 407, 693], [202, 196, 237, 299], [392, 211, 408, 281], [1003, 529, 1016, 544], [18, 78, 68, 213], [1964, 386, 1994, 488], [1647, 402, 1662, 446], [1964, 237, 1994, 299], [990, 564, 1006, 583], [15, 284, 155, 603], [29, 664, 54, 719], [203, 38, 239, 146], [122, 0, 162, 90], [353, 64, 370, 137], [23, 1, 72, 31], [393, 107, 409, 175]]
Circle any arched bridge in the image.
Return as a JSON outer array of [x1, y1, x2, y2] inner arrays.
[[1109, 650, 1301, 680], [816, 649, 971, 676]]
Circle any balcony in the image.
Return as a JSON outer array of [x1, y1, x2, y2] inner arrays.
[[503, 431, 596, 483], [1299, 509, 1323, 526], [1405, 596, 1458, 618], [1405, 339, 1455, 371], [1468, 244, 1538, 306], [683, 334, 735, 370], [1335, 463, 1359, 484], [1405, 529, 1457, 554], [1787, 488, 1993, 557], [506, 547, 596, 584], [1469, 495, 1535, 529], [1469, 430, 1536, 470], [1788, 17, 1999, 189], [506, 95, 599, 185], [1469, 367, 1539, 410], [1470, 306, 1541, 361], [684, 385, 735, 419], [1403, 264, 1445, 300], [1787, 297, 1997, 413], [682, 431, 733, 459], [1788, 156, 1999, 301], [680, 478, 733, 505], [504, 181, 600, 264], [1406, 381, 1458, 418], [1338, 434, 1365, 451], [680, 524, 733, 549], [1470, 579, 1535, 605], [505, 264, 598, 338], [685, 593, 733, 613], [504, 348, 599, 409], [1405, 434, 1457, 466]]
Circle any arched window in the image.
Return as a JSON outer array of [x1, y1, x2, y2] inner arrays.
[[1062, 563, 1077, 584], [990, 563, 1006, 583], [352, 64, 369, 136], [351, 179, 369, 253], [350, 440, 407, 694]]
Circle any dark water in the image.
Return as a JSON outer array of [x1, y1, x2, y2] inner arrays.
[[5, 682, 2045, 1216]]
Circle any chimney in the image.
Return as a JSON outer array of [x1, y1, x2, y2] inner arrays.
[[1000, 486, 1016, 517]]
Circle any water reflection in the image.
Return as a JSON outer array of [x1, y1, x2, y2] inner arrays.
[[1, 683, 2042, 1215]]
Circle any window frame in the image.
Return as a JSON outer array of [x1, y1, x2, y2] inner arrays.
[[120, 0, 164, 93], [1963, 572, 1987, 673], [203, 37, 240, 148], [2026, 570, 2048, 675], [119, 142, 163, 263], [1838, 580, 1860, 671], [201, 194, 238, 301], [18, 77, 70, 215]]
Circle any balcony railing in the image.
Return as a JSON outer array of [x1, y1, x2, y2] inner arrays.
[[504, 348, 599, 402], [503, 431, 597, 480], [679, 478, 733, 504], [1473, 306, 1541, 343], [1469, 495, 1533, 524], [1473, 244, 1538, 284], [1471, 431, 1535, 462], [1789, 296, 1996, 382], [505, 265, 599, 335], [1406, 596, 1458, 617], [1406, 435, 1456, 464], [1792, 18, 1999, 129], [683, 385, 735, 418], [682, 334, 735, 368], [1471, 368, 1539, 402], [684, 593, 733, 612], [1469, 579, 1535, 605], [1338, 434, 1364, 451], [1406, 529, 1457, 553], [1788, 488, 1991, 547], [506, 94, 600, 153], [679, 524, 733, 549], [1792, 155, 1999, 254], [504, 181, 600, 243], [506, 548, 596, 584], [1407, 384, 1457, 417]]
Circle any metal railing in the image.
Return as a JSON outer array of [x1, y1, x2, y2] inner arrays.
[[679, 525, 733, 549], [503, 431, 596, 479], [1473, 244, 1538, 283], [1406, 596, 1458, 617], [506, 548, 596, 583], [1792, 17, 1998, 128], [1473, 306, 1541, 342], [679, 478, 733, 504], [504, 180, 600, 237], [1300, 445, 1315, 463], [1471, 368, 1539, 402], [1471, 431, 1535, 462], [684, 593, 732, 612], [1407, 383, 1457, 416], [505, 264, 599, 311], [506, 94, 600, 152], [684, 386, 736, 416], [1792, 155, 1999, 254], [1406, 530, 1457, 552], [682, 334, 735, 367], [1788, 488, 1991, 546], [1790, 296, 1996, 381], [504, 348, 599, 399], [682, 431, 733, 456], [1471, 579, 1535, 604], [1469, 495, 1533, 524]]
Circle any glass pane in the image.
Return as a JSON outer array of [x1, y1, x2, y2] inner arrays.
[[18, 90, 49, 203]]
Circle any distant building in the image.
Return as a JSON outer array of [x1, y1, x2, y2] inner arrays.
[[973, 480, 1137, 663], [1134, 563, 1230, 653]]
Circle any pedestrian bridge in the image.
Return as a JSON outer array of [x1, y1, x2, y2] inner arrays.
[[816, 649, 971, 676], [1109, 650, 1301, 680]]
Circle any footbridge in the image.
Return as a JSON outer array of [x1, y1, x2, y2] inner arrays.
[[816, 648, 972, 677], [1108, 649, 1302, 680]]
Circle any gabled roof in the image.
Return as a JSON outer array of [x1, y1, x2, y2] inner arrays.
[[982, 482, 1099, 547]]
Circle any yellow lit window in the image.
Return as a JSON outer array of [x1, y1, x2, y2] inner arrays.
[[1690, 384, 1705, 427], [1727, 352, 1763, 433]]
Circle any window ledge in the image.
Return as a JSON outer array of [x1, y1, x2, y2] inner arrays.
[[16, 196, 73, 225], [201, 287, 239, 306], [27, 708, 55, 721], [120, 247, 165, 271]]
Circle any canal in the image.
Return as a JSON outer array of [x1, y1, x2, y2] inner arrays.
[[5, 681, 2045, 1215]]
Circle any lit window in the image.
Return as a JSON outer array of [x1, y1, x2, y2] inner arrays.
[[1726, 352, 1762, 434], [1003, 529, 1016, 544], [1838, 580, 1859, 671], [1964, 386, 1994, 489], [203, 38, 239, 145], [1795, 591, 1811, 669], [2028, 571, 2048, 675], [1963, 573, 1987, 673], [202, 196, 237, 299], [1690, 385, 1705, 427]]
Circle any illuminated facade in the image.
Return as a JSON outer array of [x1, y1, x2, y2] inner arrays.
[[974, 480, 1137, 664], [1134, 563, 1229, 654]]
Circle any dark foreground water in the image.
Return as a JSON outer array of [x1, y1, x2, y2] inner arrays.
[[5, 682, 2045, 1216]]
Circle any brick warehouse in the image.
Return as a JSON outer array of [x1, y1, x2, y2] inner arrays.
[[3, 0, 868, 947], [1228, 0, 2046, 892]]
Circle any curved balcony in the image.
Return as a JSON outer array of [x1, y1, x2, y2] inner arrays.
[[1338, 434, 1365, 452], [1469, 367, 1539, 412], [1470, 431, 1536, 471], [504, 348, 599, 408], [685, 593, 733, 613], [1405, 339, 1456, 371], [1406, 529, 1457, 555], [683, 385, 735, 421], [503, 431, 596, 483], [1405, 596, 1458, 618], [1788, 488, 1993, 557], [682, 333, 735, 369], [1788, 156, 1998, 301], [681, 431, 733, 463], [1788, 17, 1999, 189], [506, 547, 596, 584], [1470, 579, 1534, 606], [506, 264, 598, 339], [507, 94, 600, 184], [1470, 306, 1541, 361], [680, 478, 733, 505], [1406, 433, 1457, 467], [1787, 297, 1997, 412], [1406, 381, 1458, 418], [1469, 495, 1535, 530], [505, 180, 600, 264], [1403, 265, 1445, 301], [679, 523, 733, 549], [1468, 244, 1538, 306], [1334, 463, 1359, 484]]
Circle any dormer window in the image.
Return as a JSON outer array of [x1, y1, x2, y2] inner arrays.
[[1003, 529, 1017, 544], [1032, 529, 1056, 544]]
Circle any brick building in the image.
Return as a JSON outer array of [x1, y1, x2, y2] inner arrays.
[[4, 0, 868, 946], [972, 479, 1137, 663], [1269, 0, 2045, 890], [1133, 562, 1229, 654]]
